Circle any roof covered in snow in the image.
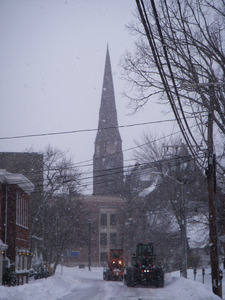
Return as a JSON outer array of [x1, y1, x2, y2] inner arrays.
[[0, 169, 35, 194]]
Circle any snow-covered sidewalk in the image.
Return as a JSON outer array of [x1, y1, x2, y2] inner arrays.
[[0, 266, 223, 300]]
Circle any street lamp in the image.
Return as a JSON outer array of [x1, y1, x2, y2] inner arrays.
[[125, 218, 134, 266], [152, 143, 195, 278], [172, 145, 196, 279]]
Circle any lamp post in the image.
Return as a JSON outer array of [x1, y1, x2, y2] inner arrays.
[[152, 168, 188, 278], [152, 143, 194, 279], [174, 145, 196, 279], [125, 218, 133, 266]]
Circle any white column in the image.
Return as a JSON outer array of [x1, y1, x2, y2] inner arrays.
[[24, 255, 28, 270], [15, 254, 19, 271]]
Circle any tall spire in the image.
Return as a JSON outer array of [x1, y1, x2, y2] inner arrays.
[[93, 46, 123, 196], [98, 45, 118, 130]]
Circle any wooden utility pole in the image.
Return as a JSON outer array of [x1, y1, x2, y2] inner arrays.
[[181, 182, 187, 279], [207, 84, 220, 297], [88, 219, 92, 271]]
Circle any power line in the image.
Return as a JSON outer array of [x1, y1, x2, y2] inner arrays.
[[2, 121, 204, 183], [9, 121, 201, 177], [6, 150, 206, 196], [135, 0, 203, 167], [0, 118, 178, 140]]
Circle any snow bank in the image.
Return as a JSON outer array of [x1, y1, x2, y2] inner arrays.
[[0, 273, 76, 300], [0, 267, 222, 300], [164, 276, 219, 300]]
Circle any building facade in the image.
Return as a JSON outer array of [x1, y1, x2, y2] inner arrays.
[[63, 195, 125, 267], [0, 169, 34, 285]]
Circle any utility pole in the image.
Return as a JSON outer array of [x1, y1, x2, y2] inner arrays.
[[181, 182, 187, 279], [178, 81, 221, 296], [88, 219, 92, 271], [206, 84, 220, 297]]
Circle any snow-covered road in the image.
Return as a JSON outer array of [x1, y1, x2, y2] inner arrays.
[[57, 269, 220, 300], [57, 272, 177, 300], [0, 266, 223, 300], [60, 275, 106, 300]]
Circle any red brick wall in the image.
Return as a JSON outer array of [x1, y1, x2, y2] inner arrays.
[[6, 185, 30, 264]]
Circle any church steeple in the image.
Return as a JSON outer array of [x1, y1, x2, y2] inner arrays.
[[98, 45, 118, 130], [93, 46, 123, 196]]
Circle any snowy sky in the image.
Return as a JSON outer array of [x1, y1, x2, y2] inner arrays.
[[0, 0, 177, 193]]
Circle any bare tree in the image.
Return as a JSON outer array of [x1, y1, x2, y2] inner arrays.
[[39, 146, 86, 273], [43, 146, 83, 197], [44, 194, 87, 273], [127, 134, 209, 270], [121, 0, 225, 173], [133, 133, 184, 172]]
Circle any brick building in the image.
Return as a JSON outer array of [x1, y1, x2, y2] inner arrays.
[[0, 152, 44, 252], [0, 169, 34, 285]]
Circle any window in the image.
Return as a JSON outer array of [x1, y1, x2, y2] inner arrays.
[[137, 243, 153, 256], [110, 213, 117, 226], [110, 233, 117, 245], [100, 252, 107, 262], [16, 192, 28, 228], [100, 233, 107, 246], [100, 213, 107, 226]]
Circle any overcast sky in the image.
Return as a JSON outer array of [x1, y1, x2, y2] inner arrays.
[[0, 0, 176, 193]]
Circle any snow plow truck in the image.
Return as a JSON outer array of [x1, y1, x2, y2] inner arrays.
[[123, 242, 164, 287], [103, 249, 124, 281]]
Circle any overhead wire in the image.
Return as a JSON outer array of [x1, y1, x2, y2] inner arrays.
[[151, 0, 199, 150], [0, 118, 178, 141], [6, 148, 207, 197], [135, 0, 205, 169], [7, 121, 202, 179]]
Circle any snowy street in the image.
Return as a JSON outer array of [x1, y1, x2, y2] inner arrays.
[[0, 2, 224, 300], [0, 266, 223, 300]]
